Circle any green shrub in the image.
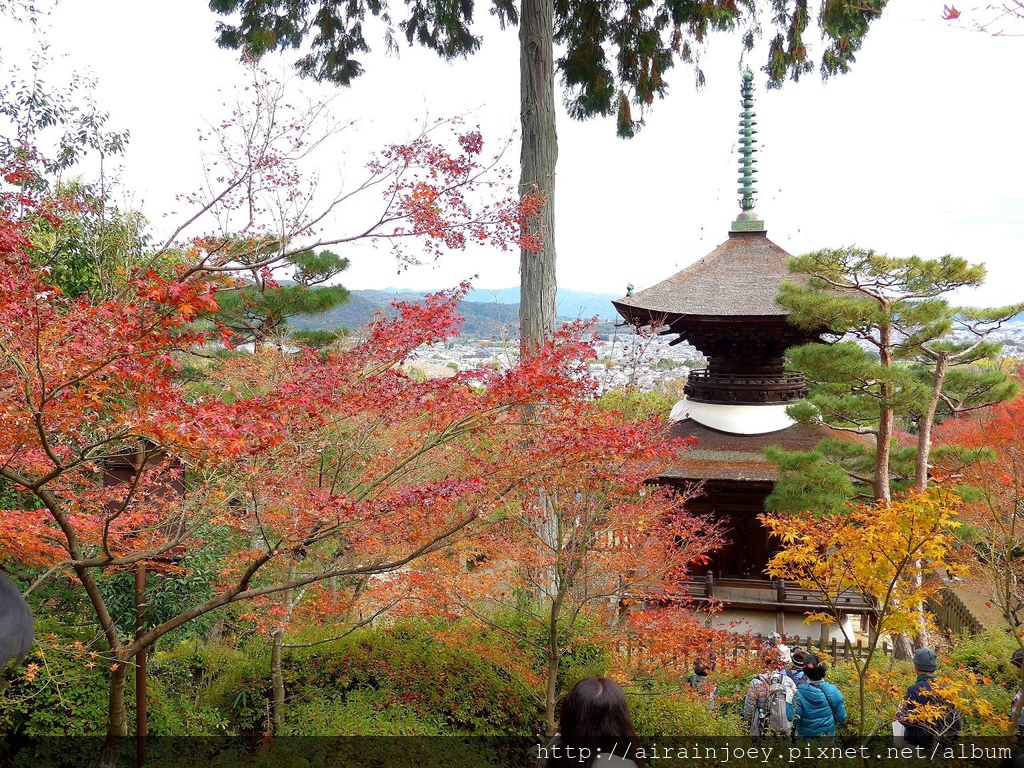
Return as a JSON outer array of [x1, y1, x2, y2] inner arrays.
[[282, 688, 447, 735], [283, 621, 538, 735], [628, 684, 742, 736], [0, 620, 112, 740], [949, 629, 1023, 687], [149, 620, 541, 737], [147, 641, 256, 736]]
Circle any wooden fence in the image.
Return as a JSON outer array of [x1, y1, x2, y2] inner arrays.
[[734, 634, 892, 663], [927, 587, 984, 636], [621, 632, 892, 669]]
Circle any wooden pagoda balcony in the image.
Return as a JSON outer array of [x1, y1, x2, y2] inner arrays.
[[683, 574, 872, 614]]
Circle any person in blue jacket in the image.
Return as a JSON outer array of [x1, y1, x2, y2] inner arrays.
[[793, 654, 847, 739]]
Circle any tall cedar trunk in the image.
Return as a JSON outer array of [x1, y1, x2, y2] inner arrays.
[[518, 0, 558, 356], [97, 659, 130, 768], [520, 2, 559, 725]]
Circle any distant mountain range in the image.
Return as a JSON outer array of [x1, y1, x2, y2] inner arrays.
[[290, 287, 622, 338]]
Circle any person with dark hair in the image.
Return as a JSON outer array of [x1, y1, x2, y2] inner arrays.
[[537, 677, 645, 768], [896, 648, 961, 749], [792, 654, 847, 739], [693, 653, 716, 681], [686, 652, 718, 711]]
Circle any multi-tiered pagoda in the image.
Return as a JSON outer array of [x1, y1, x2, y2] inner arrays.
[[613, 72, 867, 636]]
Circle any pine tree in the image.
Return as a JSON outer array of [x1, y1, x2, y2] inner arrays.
[[770, 247, 1022, 509], [213, 249, 351, 348]]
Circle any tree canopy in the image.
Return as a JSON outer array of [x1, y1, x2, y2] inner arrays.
[[210, 0, 890, 138], [210, 1, 892, 352], [770, 246, 1020, 509]]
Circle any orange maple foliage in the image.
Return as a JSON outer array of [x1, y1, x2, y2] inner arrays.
[[402, 399, 724, 733], [764, 489, 965, 740], [934, 377, 1024, 736], [0, 118, 546, 760]]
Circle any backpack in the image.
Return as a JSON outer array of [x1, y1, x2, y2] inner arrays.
[[750, 673, 792, 739], [766, 673, 793, 735]]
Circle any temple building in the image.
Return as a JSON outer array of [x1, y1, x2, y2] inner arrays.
[[613, 71, 869, 639]]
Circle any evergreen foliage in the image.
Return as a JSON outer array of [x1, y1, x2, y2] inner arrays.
[[209, 0, 889, 138], [213, 249, 350, 347], [772, 246, 1022, 509]]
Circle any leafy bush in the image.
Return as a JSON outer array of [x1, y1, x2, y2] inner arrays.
[[949, 629, 1023, 687], [150, 620, 542, 737], [628, 684, 742, 736], [282, 688, 447, 735], [0, 620, 112, 740], [283, 621, 538, 735]]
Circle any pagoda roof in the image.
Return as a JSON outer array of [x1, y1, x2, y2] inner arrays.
[[658, 419, 869, 483], [613, 231, 798, 326]]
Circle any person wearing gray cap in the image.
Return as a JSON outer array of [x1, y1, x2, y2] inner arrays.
[[896, 647, 961, 748]]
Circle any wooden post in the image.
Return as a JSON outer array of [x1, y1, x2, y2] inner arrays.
[[135, 563, 147, 768], [705, 571, 715, 599]]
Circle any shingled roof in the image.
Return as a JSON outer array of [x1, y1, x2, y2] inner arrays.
[[658, 419, 870, 483], [612, 231, 795, 323]]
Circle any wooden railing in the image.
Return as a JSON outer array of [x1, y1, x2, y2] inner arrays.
[[620, 632, 892, 670], [927, 587, 984, 636], [683, 574, 872, 613], [737, 633, 892, 662]]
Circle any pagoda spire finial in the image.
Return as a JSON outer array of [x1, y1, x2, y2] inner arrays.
[[731, 69, 764, 233]]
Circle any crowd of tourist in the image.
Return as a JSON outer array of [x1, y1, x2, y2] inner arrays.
[[535, 630, 1024, 768]]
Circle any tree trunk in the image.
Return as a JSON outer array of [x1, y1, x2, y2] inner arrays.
[[875, 402, 893, 504], [544, 591, 564, 737], [907, 353, 949, 650], [271, 627, 285, 733], [916, 351, 949, 492], [893, 632, 913, 660], [875, 323, 895, 504], [97, 660, 130, 768], [270, 561, 298, 733], [518, 0, 558, 356]]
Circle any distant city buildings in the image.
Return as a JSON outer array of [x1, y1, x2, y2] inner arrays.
[[404, 334, 706, 392]]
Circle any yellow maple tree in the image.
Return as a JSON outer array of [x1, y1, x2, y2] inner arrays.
[[763, 488, 967, 740]]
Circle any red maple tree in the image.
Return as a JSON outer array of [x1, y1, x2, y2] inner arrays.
[[0, 71, 548, 761]]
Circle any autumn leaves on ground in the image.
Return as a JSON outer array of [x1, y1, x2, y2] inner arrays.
[[3, 21, 1024, 768]]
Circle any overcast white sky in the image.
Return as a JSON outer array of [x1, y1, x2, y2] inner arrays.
[[1, 1, 1021, 307]]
